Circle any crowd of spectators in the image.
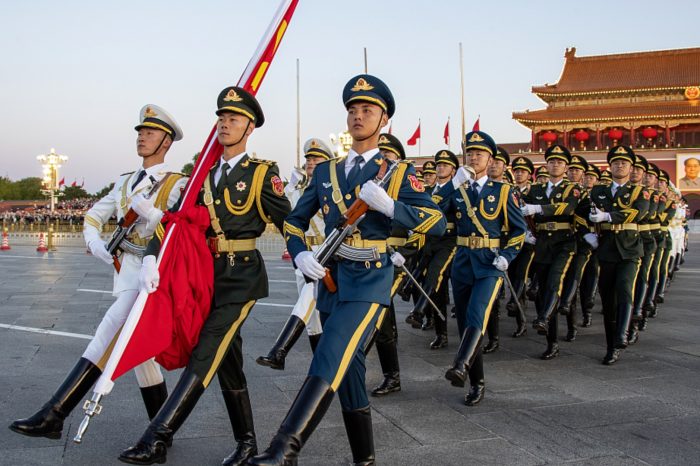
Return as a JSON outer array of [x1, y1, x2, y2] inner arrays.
[[1, 198, 115, 229]]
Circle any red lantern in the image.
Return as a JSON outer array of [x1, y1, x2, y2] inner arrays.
[[541, 131, 557, 147], [608, 128, 623, 144], [642, 127, 658, 140], [574, 129, 589, 149]]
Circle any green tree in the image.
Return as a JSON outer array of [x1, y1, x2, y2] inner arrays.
[[93, 183, 115, 198], [14, 177, 43, 200], [181, 152, 201, 176], [62, 185, 89, 200]]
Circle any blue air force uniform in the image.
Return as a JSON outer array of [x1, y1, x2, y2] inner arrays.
[[442, 131, 527, 406]]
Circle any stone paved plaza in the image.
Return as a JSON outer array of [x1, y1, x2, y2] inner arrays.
[[1, 238, 700, 465]]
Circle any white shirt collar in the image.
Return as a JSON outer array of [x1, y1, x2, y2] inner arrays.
[[612, 181, 625, 190], [220, 152, 248, 171], [347, 148, 377, 167], [141, 162, 168, 177], [474, 175, 488, 189], [548, 179, 564, 189]]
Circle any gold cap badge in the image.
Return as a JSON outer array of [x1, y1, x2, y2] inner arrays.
[[552, 146, 564, 154], [378, 135, 390, 144], [351, 78, 374, 92], [223, 89, 243, 102], [615, 146, 627, 154], [144, 106, 158, 118], [310, 140, 319, 148], [468, 133, 484, 143]]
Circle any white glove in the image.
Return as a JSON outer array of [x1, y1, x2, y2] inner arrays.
[[289, 170, 303, 186], [520, 204, 542, 216], [589, 206, 611, 223], [390, 251, 406, 267], [492, 255, 508, 272], [139, 255, 160, 293], [131, 193, 163, 225], [452, 166, 474, 189], [525, 231, 537, 245], [294, 251, 326, 280], [359, 181, 395, 218], [584, 233, 599, 249], [88, 239, 114, 265]]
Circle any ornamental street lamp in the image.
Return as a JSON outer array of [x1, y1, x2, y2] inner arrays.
[[329, 131, 353, 158], [37, 148, 68, 213]]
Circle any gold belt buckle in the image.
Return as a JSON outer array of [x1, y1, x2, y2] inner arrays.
[[469, 236, 480, 249], [546, 222, 556, 231]]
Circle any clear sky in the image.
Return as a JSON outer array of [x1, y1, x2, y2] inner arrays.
[[2, 0, 699, 192]]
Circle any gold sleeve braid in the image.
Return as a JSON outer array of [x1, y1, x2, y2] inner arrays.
[[412, 207, 443, 234]]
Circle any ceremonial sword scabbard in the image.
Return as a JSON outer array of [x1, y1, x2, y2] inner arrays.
[[73, 392, 103, 444]]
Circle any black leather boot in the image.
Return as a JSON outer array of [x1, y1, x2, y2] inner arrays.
[[222, 388, 257, 466], [565, 310, 577, 342], [430, 314, 448, 349], [247, 376, 334, 466], [602, 319, 620, 365], [445, 327, 481, 388], [257, 315, 306, 371], [371, 341, 401, 397], [404, 311, 423, 329], [541, 318, 559, 360], [464, 352, 485, 406], [118, 369, 204, 465], [602, 348, 621, 365], [342, 406, 375, 465], [632, 279, 647, 322], [9, 357, 101, 439], [406, 287, 433, 329], [140, 382, 168, 421], [581, 312, 592, 328], [421, 310, 434, 331], [526, 276, 538, 301], [627, 323, 639, 345], [308, 333, 321, 353], [483, 307, 500, 353], [532, 290, 559, 334], [615, 304, 633, 349]]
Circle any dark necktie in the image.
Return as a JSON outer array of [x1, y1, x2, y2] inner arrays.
[[131, 170, 146, 190], [216, 162, 230, 194], [469, 182, 479, 202], [347, 156, 364, 187]]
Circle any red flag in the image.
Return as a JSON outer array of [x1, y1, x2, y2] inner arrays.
[[472, 117, 480, 132], [107, 0, 300, 381], [58, 177, 65, 187], [443, 118, 450, 145], [407, 122, 421, 146], [71, 180, 77, 187]]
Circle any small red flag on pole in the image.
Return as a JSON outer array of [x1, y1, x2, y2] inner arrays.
[[407, 121, 421, 146], [472, 116, 480, 132], [443, 118, 450, 145], [58, 177, 65, 187]]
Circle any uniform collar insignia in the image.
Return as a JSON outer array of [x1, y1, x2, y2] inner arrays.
[[351, 77, 374, 91], [487, 181, 493, 186], [224, 89, 243, 102], [322, 181, 332, 188], [468, 133, 484, 142]]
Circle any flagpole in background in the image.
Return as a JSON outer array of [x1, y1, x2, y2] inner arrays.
[[296, 58, 301, 168], [459, 42, 466, 164], [364, 47, 368, 73], [418, 118, 422, 156]]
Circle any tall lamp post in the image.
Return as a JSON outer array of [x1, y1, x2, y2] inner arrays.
[[37, 148, 68, 213]]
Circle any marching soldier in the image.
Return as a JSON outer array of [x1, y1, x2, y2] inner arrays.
[[248, 74, 445, 465], [600, 169, 613, 185], [256, 138, 335, 371], [535, 165, 549, 184], [406, 150, 459, 349], [422, 160, 437, 189], [507, 155, 536, 337], [589, 146, 649, 365], [579, 164, 602, 326], [652, 170, 675, 310], [119, 87, 291, 465], [521, 145, 582, 360], [442, 131, 526, 406], [482, 146, 511, 352], [556, 154, 595, 342], [9, 105, 187, 440]]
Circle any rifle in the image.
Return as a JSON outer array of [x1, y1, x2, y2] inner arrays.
[[312, 160, 399, 292], [104, 176, 168, 272]]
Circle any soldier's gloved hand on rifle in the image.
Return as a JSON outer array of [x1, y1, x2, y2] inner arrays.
[[492, 255, 509, 272], [390, 250, 406, 267], [520, 203, 542, 216], [452, 166, 474, 189], [359, 181, 395, 218], [524, 231, 537, 245], [139, 255, 160, 293], [131, 193, 163, 229], [294, 251, 326, 280], [589, 206, 611, 223], [88, 238, 114, 265], [583, 232, 599, 249]]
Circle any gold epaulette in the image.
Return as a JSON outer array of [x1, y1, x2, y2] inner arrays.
[[249, 158, 276, 166], [120, 170, 135, 176]]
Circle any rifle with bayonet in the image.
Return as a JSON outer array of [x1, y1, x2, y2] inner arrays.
[[311, 159, 399, 292]]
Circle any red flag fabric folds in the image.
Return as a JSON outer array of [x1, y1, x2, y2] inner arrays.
[[407, 122, 421, 146], [443, 119, 450, 145]]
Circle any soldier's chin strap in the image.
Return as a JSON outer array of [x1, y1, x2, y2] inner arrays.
[[353, 110, 386, 143], [223, 120, 252, 148], [145, 133, 170, 158]]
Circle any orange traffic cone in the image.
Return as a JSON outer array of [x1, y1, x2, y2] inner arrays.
[[281, 248, 292, 261], [36, 233, 49, 253], [1, 230, 10, 250]]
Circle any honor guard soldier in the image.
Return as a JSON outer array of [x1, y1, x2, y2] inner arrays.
[[119, 87, 291, 466], [579, 164, 602, 325], [422, 160, 437, 189], [248, 75, 445, 466], [642, 164, 665, 321], [367, 133, 414, 396], [521, 145, 581, 360], [652, 171, 676, 308], [10, 105, 187, 441], [256, 137, 335, 371], [588, 146, 649, 365], [556, 154, 596, 342], [627, 154, 657, 344], [600, 169, 613, 185], [441, 131, 526, 405], [406, 150, 459, 349], [535, 165, 550, 184], [507, 155, 536, 337]]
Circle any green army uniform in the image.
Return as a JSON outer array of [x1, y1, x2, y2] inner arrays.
[[589, 146, 649, 365], [652, 172, 676, 307], [579, 164, 603, 326]]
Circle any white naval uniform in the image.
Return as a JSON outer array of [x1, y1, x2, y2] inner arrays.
[[670, 205, 685, 257], [285, 177, 324, 336], [82, 162, 188, 387]]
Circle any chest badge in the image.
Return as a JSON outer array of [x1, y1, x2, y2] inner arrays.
[[323, 182, 332, 189], [555, 193, 562, 199], [623, 193, 630, 198], [599, 194, 607, 199], [487, 195, 495, 203], [236, 181, 247, 192], [535, 195, 543, 200], [456, 198, 464, 203]]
